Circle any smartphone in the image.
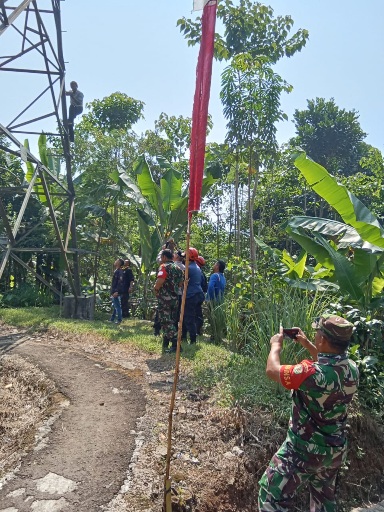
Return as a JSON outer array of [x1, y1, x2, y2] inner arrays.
[[283, 328, 299, 340]]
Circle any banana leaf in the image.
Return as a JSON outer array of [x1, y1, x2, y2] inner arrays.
[[38, 134, 57, 205], [150, 229, 163, 267], [280, 249, 307, 278], [160, 166, 182, 212], [284, 223, 334, 269], [294, 152, 384, 248], [38, 133, 49, 168], [47, 148, 61, 176], [24, 139, 47, 205], [372, 276, 384, 297], [112, 168, 153, 217], [285, 216, 383, 253], [134, 156, 163, 220], [137, 209, 153, 272], [352, 248, 381, 284], [253, 234, 282, 263], [292, 249, 307, 278], [313, 233, 363, 302], [254, 235, 307, 278], [284, 277, 339, 292]]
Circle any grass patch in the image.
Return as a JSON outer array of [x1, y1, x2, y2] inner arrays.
[[0, 306, 290, 414]]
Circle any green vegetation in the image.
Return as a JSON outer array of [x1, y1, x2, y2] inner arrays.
[[0, 303, 290, 419], [2, 0, 384, 429]]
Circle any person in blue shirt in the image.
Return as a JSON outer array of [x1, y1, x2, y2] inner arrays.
[[196, 256, 208, 335], [206, 260, 226, 342], [181, 248, 205, 344], [206, 260, 226, 302]]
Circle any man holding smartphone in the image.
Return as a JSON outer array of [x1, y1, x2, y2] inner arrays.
[[259, 314, 359, 512]]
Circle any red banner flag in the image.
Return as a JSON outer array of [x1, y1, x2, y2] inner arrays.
[[188, 0, 217, 214]]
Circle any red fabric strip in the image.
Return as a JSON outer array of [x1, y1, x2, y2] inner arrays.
[[188, 0, 217, 213]]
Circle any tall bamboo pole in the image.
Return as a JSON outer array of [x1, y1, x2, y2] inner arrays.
[[164, 213, 192, 511]]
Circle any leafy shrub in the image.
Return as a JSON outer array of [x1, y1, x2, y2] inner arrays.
[[1, 284, 54, 308], [328, 303, 384, 419]]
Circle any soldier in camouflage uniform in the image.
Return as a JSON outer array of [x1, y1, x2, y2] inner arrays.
[[259, 314, 359, 512], [154, 249, 183, 352]]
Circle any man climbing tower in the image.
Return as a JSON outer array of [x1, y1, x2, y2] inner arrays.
[[66, 81, 84, 142]]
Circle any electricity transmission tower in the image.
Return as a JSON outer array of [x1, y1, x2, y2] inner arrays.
[[0, 0, 83, 306]]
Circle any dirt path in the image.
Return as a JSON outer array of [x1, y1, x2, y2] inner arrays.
[[1, 325, 383, 512], [0, 337, 146, 512]]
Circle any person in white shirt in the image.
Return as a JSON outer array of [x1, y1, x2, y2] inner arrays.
[[66, 81, 84, 142]]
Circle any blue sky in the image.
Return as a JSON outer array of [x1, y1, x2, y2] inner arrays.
[[2, 0, 383, 152]]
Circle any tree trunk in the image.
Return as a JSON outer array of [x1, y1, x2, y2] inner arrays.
[[249, 156, 260, 302], [216, 194, 220, 259], [234, 152, 240, 257]]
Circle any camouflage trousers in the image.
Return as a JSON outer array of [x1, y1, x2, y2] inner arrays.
[[258, 439, 346, 512], [157, 296, 178, 342]]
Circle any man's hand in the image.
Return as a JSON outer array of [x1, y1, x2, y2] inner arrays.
[[270, 328, 284, 347], [294, 327, 318, 361]]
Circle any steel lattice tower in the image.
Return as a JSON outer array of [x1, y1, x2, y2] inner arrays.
[[0, 0, 81, 301]]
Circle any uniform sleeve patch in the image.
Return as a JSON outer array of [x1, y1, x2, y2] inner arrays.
[[157, 265, 168, 279], [293, 364, 303, 374], [280, 359, 316, 389]]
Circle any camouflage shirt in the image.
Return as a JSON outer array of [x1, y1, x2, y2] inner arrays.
[[280, 353, 359, 453], [157, 262, 183, 301]]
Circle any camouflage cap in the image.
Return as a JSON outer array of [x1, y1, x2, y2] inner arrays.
[[312, 314, 354, 342]]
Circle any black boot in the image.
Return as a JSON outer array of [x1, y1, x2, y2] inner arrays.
[[167, 338, 182, 353]]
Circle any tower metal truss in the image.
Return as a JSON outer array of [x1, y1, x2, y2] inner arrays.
[[0, 0, 81, 299]]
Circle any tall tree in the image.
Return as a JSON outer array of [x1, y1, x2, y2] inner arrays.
[[291, 97, 367, 177], [177, 0, 308, 62], [82, 92, 144, 133], [178, 0, 308, 270], [221, 54, 291, 289]]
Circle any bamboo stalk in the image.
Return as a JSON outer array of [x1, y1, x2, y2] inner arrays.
[[164, 212, 192, 511]]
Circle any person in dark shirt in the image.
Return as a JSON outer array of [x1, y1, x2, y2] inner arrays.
[[66, 81, 84, 142], [259, 314, 359, 512], [109, 258, 124, 325], [121, 259, 135, 318], [181, 248, 205, 344]]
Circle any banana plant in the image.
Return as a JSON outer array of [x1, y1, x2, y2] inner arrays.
[[255, 152, 384, 309], [24, 134, 61, 205], [254, 234, 339, 292], [286, 152, 384, 309], [111, 155, 217, 272], [24, 138, 48, 205]]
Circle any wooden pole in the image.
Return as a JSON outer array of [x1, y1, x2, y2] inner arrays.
[[164, 212, 192, 511]]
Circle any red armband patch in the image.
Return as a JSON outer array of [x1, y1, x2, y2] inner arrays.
[[280, 359, 316, 389]]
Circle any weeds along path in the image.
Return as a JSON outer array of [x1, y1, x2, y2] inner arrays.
[[0, 334, 146, 512]]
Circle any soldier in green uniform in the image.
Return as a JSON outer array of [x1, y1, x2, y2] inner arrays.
[[259, 314, 359, 512], [154, 249, 184, 352]]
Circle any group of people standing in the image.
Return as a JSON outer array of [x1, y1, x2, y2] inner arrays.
[[154, 241, 226, 352]]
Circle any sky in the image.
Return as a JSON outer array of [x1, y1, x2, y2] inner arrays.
[[1, 0, 384, 153]]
